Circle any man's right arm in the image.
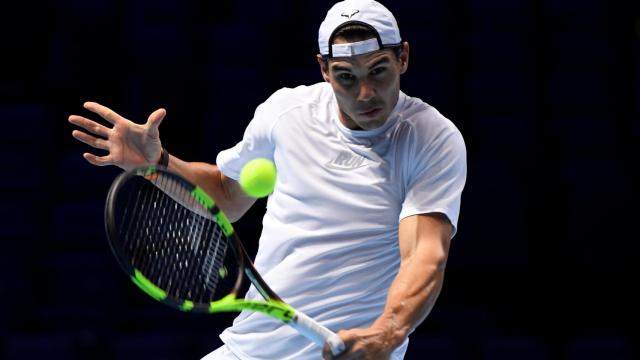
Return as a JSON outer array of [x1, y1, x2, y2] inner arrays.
[[166, 156, 256, 222]]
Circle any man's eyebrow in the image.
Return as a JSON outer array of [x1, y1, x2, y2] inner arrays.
[[330, 64, 353, 72], [330, 57, 392, 72], [367, 57, 391, 69]]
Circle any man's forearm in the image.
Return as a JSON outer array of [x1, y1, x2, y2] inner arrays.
[[373, 214, 451, 348], [373, 250, 446, 347], [166, 155, 255, 222]]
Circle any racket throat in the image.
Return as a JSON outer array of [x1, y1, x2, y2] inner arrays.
[[209, 294, 295, 321], [244, 268, 275, 301]]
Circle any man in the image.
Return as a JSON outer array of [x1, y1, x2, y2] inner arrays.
[[68, 0, 466, 359]]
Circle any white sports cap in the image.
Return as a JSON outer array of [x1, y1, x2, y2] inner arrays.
[[318, 0, 402, 58]]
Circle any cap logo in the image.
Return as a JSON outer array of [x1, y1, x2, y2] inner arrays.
[[341, 9, 360, 19]]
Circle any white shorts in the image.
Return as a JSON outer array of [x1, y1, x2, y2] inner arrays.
[[201, 344, 240, 360]]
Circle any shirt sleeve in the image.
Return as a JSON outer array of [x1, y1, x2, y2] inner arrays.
[[216, 100, 277, 181], [399, 122, 467, 236]]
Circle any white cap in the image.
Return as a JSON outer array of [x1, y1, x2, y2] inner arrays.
[[318, 0, 402, 58]]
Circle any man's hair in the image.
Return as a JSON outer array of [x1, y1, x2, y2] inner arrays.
[[324, 22, 403, 63], [331, 23, 378, 44]]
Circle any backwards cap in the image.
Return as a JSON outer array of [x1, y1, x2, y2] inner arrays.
[[318, 0, 402, 58]]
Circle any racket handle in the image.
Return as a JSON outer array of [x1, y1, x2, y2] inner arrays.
[[290, 311, 346, 356]]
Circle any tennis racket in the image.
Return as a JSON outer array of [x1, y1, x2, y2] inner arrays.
[[104, 166, 345, 356]]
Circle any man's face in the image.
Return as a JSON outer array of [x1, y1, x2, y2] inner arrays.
[[318, 39, 409, 130]]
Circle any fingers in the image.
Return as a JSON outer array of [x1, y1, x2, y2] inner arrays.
[[83, 101, 123, 125], [146, 108, 166, 137], [147, 108, 166, 127], [68, 115, 111, 138], [72, 129, 110, 150], [83, 152, 112, 166]]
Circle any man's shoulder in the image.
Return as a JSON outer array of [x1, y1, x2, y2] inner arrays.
[[265, 82, 332, 111], [399, 93, 460, 137]]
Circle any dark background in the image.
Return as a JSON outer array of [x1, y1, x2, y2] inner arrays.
[[1, 0, 638, 359]]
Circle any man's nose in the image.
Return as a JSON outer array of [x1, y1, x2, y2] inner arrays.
[[357, 80, 375, 102]]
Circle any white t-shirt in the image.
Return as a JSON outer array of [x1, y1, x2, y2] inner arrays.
[[215, 82, 466, 360]]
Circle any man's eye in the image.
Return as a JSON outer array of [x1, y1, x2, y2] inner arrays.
[[338, 73, 355, 81], [371, 67, 387, 76]]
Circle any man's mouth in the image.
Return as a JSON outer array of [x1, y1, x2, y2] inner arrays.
[[358, 107, 382, 117]]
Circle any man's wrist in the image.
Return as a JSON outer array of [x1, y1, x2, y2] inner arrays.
[[372, 315, 409, 350], [158, 147, 169, 167]]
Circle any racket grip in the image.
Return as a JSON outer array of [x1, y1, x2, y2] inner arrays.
[[290, 311, 346, 356]]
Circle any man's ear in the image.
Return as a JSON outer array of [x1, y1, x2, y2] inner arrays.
[[316, 54, 331, 82], [399, 42, 410, 74]]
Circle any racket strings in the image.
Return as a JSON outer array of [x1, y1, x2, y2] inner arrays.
[[184, 212, 215, 298], [118, 174, 235, 303]]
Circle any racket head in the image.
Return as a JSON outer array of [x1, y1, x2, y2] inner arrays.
[[104, 166, 243, 313], [104, 167, 344, 354]]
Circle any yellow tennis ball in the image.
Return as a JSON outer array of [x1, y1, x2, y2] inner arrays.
[[239, 158, 277, 198]]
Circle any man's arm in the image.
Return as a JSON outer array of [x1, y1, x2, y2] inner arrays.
[[69, 101, 256, 222], [165, 156, 255, 222], [324, 212, 452, 359], [375, 212, 452, 345]]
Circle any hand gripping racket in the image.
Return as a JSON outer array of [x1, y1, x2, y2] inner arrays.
[[104, 166, 345, 356]]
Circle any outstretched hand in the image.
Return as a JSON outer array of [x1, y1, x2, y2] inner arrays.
[[68, 102, 166, 171]]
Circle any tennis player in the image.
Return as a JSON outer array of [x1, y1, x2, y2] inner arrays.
[[69, 0, 466, 359]]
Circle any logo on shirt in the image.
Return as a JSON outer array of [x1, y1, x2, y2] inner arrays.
[[325, 151, 369, 170]]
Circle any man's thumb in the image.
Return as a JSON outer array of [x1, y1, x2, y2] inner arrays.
[[147, 108, 166, 130]]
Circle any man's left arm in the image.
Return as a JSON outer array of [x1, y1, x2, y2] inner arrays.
[[324, 212, 452, 359]]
